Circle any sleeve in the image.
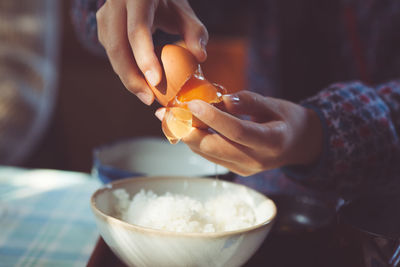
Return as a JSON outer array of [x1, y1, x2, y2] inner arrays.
[[283, 80, 400, 198], [70, 0, 106, 55]]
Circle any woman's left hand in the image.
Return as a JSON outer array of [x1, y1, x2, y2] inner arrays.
[[156, 90, 323, 176]]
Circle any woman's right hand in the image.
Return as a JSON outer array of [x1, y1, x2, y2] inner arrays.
[[96, 0, 208, 105]]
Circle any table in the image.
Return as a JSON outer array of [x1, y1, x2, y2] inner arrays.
[[0, 166, 343, 267], [0, 166, 100, 267]]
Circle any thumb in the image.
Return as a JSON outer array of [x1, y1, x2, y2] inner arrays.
[[183, 27, 208, 63], [176, 3, 208, 62]]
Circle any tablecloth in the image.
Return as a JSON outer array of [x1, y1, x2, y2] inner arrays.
[[0, 166, 100, 267]]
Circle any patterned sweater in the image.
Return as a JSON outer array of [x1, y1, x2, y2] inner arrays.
[[71, 0, 400, 199]]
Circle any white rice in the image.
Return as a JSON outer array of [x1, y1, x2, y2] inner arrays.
[[113, 188, 275, 233]]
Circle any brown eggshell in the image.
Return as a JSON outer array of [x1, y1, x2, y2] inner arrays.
[[147, 44, 199, 107]]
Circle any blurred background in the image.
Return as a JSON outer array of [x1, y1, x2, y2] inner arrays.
[[2, 0, 249, 173]]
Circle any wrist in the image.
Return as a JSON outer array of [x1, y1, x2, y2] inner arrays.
[[281, 105, 330, 188], [292, 107, 323, 166], [305, 108, 323, 164]]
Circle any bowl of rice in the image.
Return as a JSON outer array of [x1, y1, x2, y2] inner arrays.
[[91, 176, 277, 267]]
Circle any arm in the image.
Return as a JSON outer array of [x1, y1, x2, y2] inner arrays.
[[293, 80, 400, 197], [155, 90, 323, 178], [154, 80, 400, 198]]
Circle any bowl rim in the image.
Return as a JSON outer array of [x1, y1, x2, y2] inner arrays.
[[91, 176, 277, 238], [92, 137, 230, 177]]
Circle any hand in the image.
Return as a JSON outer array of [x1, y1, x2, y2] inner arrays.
[[96, 0, 208, 105], [156, 91, 323, 176]]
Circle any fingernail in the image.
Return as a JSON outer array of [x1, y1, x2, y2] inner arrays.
[[198, 38, 207, 60], [137, 92, 153, 106], [154, 108, 165, 121], [223, 94, 240, 104], [145, 70, 158, 87], [187, 101, 202, 116]]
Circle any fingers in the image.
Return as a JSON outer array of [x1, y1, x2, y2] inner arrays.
[[154, 107, 257, 173], [184, 127, 284, 174], [154, 106, 249, 161], [97, 0, 208, 106], [222, 91, 281, 120], [154, 107, 166, 121], [182, 128, 262, 169], [126, 0, 163, 87], [173, 1, 208, 62], [187, 100, 272, 147], [97, 1, 154, 105]]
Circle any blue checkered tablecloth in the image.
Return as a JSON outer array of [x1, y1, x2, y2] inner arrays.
[[0, 166, 101, 267]]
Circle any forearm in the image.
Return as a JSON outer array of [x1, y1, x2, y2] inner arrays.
[[285, 80, 400, 198]]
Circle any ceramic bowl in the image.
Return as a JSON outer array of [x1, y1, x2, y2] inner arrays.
[[92, 137, 230, 184], [91, 176, 276, 267]]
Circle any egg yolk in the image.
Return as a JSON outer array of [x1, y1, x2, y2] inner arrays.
[[162, 75, 226, 144]]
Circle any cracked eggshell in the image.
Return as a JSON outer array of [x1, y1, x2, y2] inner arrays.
[[147, 44, 199, 107]]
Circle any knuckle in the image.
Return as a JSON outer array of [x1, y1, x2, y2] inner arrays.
[[248, 93, 259, 106], [230, 124, 246, 142], [95, 9, 103, 22], [128, 24, 148, 42], [127, 31, 135, 44], [122, 77, 143, 94], [125, 83, 140, 94], [136, 55, 154, 70], [105, 41, 121, 57], [235, 91, 251, 106], [237, 90, 251, 98], [127, 29, 155, 69], [96, 6, 108, 44], [242, 91, 261, 104], [184, 16, 207, 39], [250, 160, 264, 171], [181, 131, 197, 145], [198, 137, 214, 155], [206, 108, 217, 122], [95, 4, 107, 24], [127, 27, 139, 40]]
